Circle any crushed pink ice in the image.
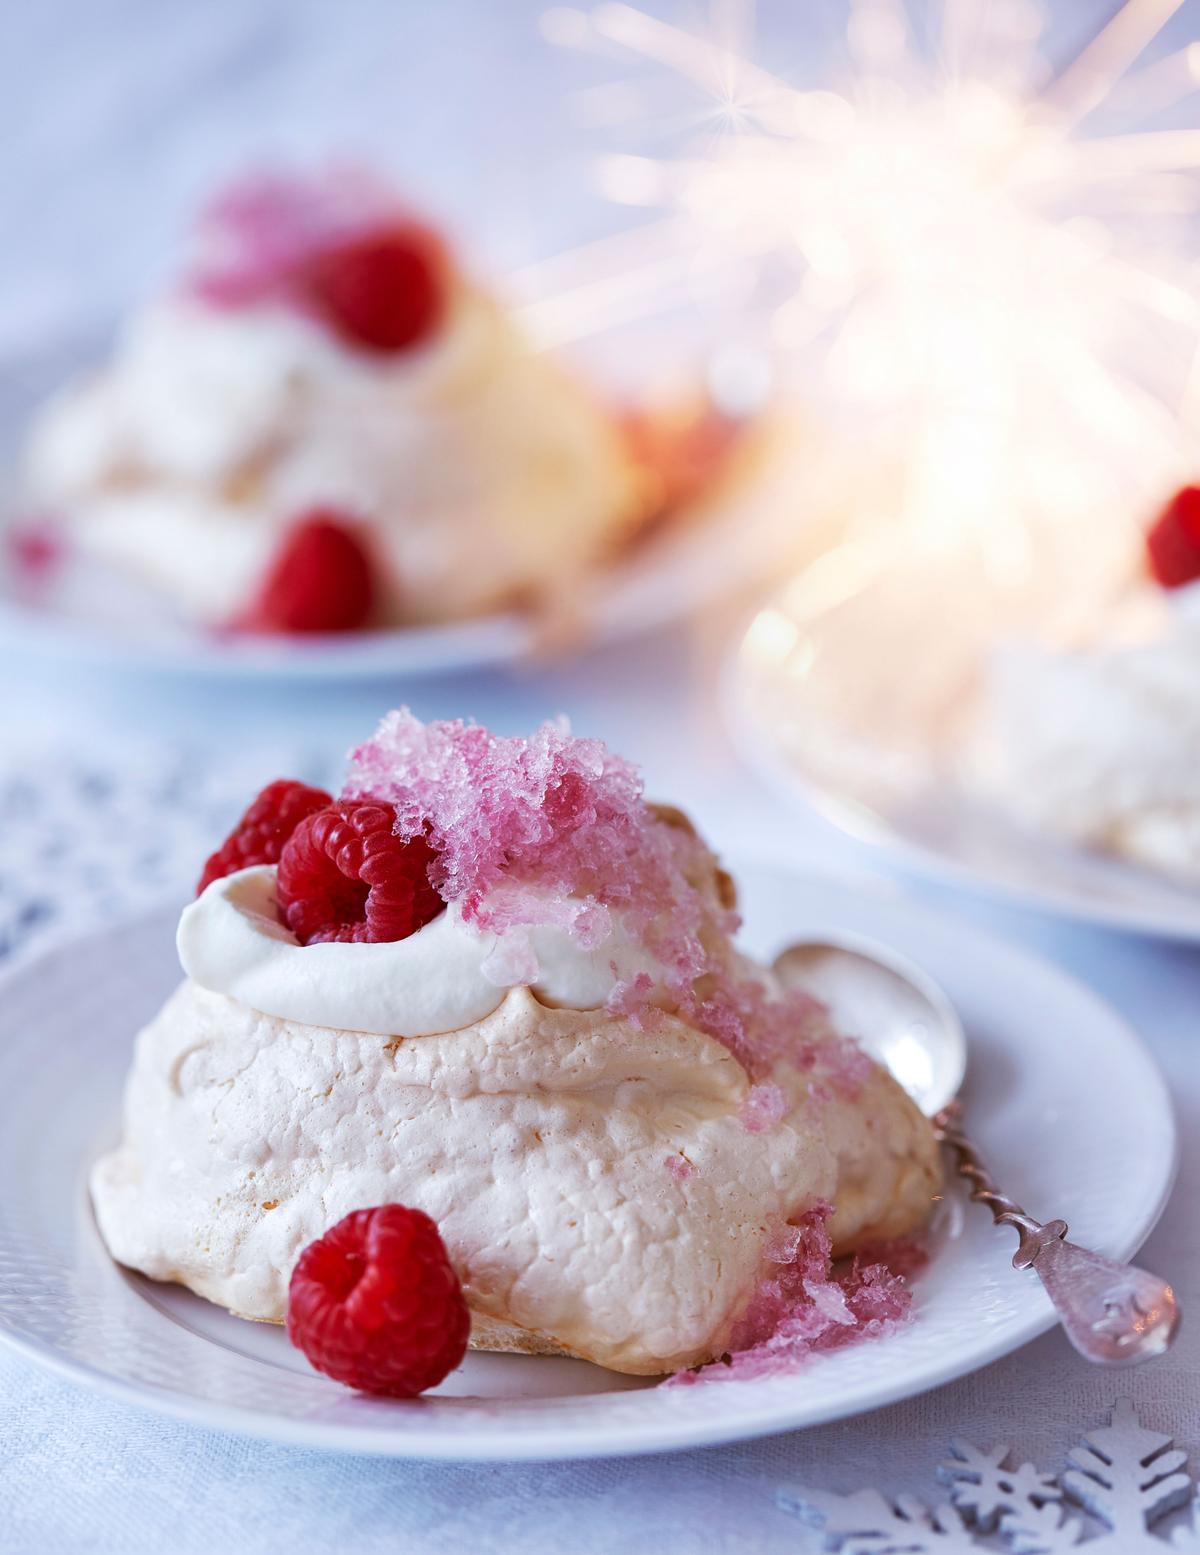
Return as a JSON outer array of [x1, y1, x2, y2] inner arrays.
[[335, 711, 907, 1379], [342, 709, 868, 1085], [606, 971, 662, 1029], [186, 168, 402, 308], [666, 1205, 925, 1386], [740, 1082, 787, 1134], [346, 709, 668, 934]]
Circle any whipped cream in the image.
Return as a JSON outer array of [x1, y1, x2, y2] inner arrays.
[[26, 286, 643, 624], [178, 865, 663, 1036]]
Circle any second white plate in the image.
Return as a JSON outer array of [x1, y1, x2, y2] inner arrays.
[[0, 333, 810, 681], [726, 585, 1200, 942], [0, 864, 1177, 1458]]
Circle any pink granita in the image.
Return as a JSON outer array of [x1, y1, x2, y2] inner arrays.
[[187, 168, 399, 308], [342, 709, 868, 1089], [606, 971, 659, 1026], [666, 1206, 925, 1386], [740, 1082, 787, 1134], [345, 707, 718, 966], [334, 710, 904, 1380]]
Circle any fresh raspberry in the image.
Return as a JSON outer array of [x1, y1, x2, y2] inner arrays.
[[301, 222, 446, 354], [239, 510, 375, 634], [197, 779, 332, 895], [277, 800, 444, 944], [1147, 485, 1200, 589], [287, 1205, 470, 1397]]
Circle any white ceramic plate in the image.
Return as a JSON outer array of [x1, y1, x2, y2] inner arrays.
[[0, 864, 1176, 1459], [757, 752, 1200, 943], [0, 332, 806, 680], [726, 602, 1200, 943]]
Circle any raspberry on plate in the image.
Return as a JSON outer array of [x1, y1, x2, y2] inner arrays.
[[302, 222, 446, 355], [197, 779, 332, 896], [238, 510, 375, 635], [287, 1205, 470, 1397], [277, 800, 444, 944], [1147, 484, 1200, 589]]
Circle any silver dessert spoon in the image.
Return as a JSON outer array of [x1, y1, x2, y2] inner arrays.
[[774, 935, 1180, 1367]]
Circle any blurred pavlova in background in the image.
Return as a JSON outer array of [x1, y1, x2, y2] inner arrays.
[[4, 0, 1200, 889], [608, 0, 1200, 889]]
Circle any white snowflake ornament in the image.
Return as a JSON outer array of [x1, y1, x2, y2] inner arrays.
[[1059, 1400, 1194, 1551], [780, 1401, 1200, 1552]]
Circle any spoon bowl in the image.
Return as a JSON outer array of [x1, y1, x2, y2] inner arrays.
[[773, 933, 966, 1116], [773, 931, 1180, 1366]]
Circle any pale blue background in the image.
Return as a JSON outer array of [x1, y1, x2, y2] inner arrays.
[[3, 2, 1200, 1551]]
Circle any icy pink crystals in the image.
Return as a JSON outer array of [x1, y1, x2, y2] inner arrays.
[[346, 710, 659, 935], [185, 171, 448, 360], [342, 709, 866, 1088], [187, 170, 395, 308], [668, 1207, 923, 1386], [344, 709, 727, 990], [740, 1082, 788, 1134]]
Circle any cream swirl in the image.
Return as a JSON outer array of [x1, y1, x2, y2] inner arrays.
[[178, 865, 662, 1036]]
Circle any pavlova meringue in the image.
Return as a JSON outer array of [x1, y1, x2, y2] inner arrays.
[[22, 172, 654, 631], [92, 711, 939, 1376], [969, 487, 1200, 882]]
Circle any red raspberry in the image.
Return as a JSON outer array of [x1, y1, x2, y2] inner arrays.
[[287, 1205, 470, 1397], [301, 222, 446, 354], [1147, 485, 1200, 589], [277, 800, 444, 944], [239, 510, 375, 635], [197, 779, 332, 895]]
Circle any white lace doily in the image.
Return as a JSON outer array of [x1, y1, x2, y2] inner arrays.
[[0, 739, 335, 963]]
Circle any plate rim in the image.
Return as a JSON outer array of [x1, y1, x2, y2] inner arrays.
[[0, 869, 1179, 1460], [724, 631, 1200, 945], [1, 394, 808, 683]]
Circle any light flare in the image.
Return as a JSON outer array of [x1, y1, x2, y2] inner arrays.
[[540, 0, 1200, 615]]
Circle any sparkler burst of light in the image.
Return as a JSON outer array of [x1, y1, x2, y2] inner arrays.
[[531, 0, 1200, 632]]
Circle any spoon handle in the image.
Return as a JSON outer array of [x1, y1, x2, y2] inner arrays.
[[933, 1101, 1179, 1366]]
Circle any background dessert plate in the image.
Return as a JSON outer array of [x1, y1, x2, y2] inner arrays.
[[735, 703, 1200, 944], [727, 621, 1200, 944], [0, 862, 1176, 1460], [0, 331, 806, 680]]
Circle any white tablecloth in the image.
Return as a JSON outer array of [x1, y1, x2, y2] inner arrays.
[[2, 623, 1198, 1554], [4, 1, 1200, 1545]]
